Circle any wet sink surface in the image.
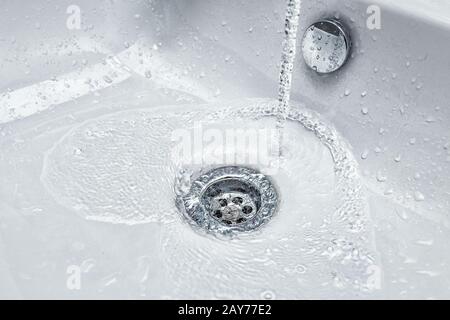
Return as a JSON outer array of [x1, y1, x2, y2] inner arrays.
[[2, 0, 450, 300], [0, 98, 379, 299]]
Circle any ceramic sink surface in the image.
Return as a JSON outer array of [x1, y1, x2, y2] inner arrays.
[[1, 0, 450, 299]]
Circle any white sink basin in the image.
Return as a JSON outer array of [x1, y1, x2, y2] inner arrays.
[[1, 0, 449, 299]]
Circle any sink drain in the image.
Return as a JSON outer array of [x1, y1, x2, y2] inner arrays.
[[179, 166, 278, 235]]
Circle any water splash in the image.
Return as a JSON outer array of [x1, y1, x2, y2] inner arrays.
[[39, 99, 378, 298]]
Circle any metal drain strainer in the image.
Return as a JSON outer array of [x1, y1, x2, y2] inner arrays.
[[180, 166, 278, 235]]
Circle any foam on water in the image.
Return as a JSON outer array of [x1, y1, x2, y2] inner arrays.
[[40, 99, 379, 298]]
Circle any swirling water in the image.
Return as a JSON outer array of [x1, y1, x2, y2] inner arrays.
[[40, 99, 379, 298]]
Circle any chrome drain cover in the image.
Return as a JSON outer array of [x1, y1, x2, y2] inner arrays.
[[180, 166, 278, 235]]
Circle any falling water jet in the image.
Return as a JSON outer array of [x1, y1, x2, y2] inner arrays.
[[277, 0, 302, 158]]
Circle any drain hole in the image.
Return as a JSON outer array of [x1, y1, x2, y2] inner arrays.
[[242, 206, 253, 214], [180, 166, 279, 235], [207, 187, 221, 197], [232, 197, 244, 205]]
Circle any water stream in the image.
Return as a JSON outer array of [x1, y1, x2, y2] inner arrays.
[[277, 0, 302, 155]]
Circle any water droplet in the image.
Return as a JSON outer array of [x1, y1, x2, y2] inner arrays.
[[425, 116, 436, 123], [414, 191, 425, 202], [73, 148, 83, 156], [415, 239, 433, 246], [396, 209, 409, 220], [361, 107, 369, 115], [361, 150, 369, 160], [103, 76, 113, 84], [260, 290, 276, 300], [295, 264, 307, 274], [376, 171, 387, 182]]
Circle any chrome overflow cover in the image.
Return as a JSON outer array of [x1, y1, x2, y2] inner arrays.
[[301, 19, 352, 74], [179, 166, 278, 236]]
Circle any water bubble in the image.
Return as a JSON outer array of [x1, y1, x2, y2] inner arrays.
[[425, 116, 436, 123], [295, 264, 307, 274], [376, 171, 387, 182], [396, 209, 409, 220], [260, 290, 276, 300], [415, 239, 433, 246], [414, 191, 425, 202], [361, 150, 369, 160], [103, 76, 113, 84], [73, 148, 83, 156]]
